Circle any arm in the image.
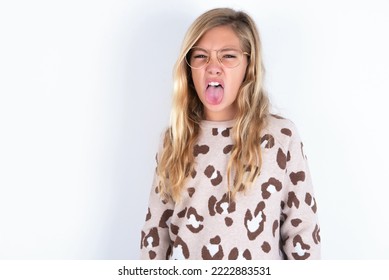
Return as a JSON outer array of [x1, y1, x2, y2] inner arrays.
[[280, 125, 321, 260], [140, 139, 175, 260]]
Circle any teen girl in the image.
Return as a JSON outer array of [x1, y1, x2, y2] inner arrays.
[[140, 8, 321, 260]]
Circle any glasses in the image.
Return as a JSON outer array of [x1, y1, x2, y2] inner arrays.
[[185, 47, 249, 69]]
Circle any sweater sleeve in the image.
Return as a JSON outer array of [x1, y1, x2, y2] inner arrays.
[[139, 136, 175, 260], [280, 124, 321, 260]]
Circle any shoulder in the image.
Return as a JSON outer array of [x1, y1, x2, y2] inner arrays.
[[265, 114, 299, 134], [262, 114, 302, 149]]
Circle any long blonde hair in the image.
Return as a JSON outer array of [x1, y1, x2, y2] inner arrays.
[[158, 8, 270, 202]]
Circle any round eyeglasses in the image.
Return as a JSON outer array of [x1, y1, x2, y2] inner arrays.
[[185, 47, 249, 69]]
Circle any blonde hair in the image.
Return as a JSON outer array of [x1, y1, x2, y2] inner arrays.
[[158, 8, 270, 202]]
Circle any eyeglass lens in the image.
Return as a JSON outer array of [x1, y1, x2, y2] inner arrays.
[[188, 48, 243, 69]]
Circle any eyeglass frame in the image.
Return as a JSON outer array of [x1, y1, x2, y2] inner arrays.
[[185, 46, 250, 69]]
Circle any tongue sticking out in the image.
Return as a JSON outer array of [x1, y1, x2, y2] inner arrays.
[[205, 86, 223, 105]]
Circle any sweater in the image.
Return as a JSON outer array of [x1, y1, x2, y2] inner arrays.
[[140, 115, 321, 260]]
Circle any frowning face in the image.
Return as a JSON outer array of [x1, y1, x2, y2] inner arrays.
[[190, 25, 248, 121]]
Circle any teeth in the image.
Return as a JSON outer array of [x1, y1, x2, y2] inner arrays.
[[208, 82, 220, 87]]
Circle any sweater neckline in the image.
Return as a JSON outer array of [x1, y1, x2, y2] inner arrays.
[[200, 119, 236, 128]]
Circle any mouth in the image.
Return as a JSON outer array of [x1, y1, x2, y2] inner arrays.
[[205, 80, 224, 105]]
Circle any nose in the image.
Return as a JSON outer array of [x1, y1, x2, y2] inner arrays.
[[206, 52, 222, 75]]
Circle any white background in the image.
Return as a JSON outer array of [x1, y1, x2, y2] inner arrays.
[[0, 0, 388, 259]]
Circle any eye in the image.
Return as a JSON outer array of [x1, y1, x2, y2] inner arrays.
[[223, 54, 237, 59], [191, 49, 209, 60], [193, 54, 208, 59], [220, 49, 239, 60]]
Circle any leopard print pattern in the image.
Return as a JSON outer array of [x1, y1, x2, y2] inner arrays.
[[140, 115, 321, 260]]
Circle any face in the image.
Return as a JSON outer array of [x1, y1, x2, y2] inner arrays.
[[190, 25, 248, 121]]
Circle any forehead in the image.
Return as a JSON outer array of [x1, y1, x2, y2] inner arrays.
[[195, 25, 242, 48]]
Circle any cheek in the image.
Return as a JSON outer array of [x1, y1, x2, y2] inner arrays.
[[227, 69, 247, 94]]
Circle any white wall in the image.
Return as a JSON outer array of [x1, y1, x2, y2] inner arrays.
[[1, 0, 388, 259]]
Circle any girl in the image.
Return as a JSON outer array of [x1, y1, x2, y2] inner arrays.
[[140, 8, 321, 260]]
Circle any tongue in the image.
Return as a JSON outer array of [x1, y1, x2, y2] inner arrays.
[[205, 86, 223, 105]]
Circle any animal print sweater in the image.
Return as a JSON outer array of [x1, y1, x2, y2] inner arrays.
[[140, 115, 321, 260]]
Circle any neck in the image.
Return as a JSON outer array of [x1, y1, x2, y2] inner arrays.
[[204, 107, 237, 121]]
